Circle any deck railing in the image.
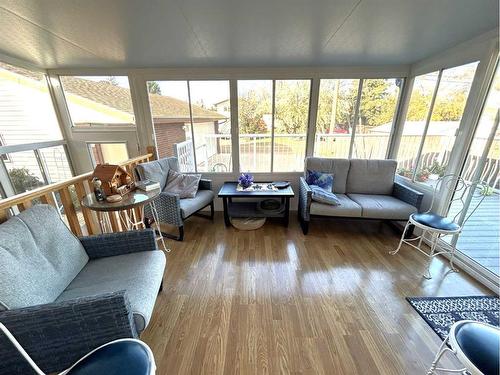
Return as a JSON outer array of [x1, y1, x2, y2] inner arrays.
[[0, 153, 153, 236]]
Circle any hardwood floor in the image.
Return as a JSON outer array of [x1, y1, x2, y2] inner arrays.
[[142, 214, 491, 375]]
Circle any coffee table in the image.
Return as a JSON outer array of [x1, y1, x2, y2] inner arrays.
[[218, 182, 294, 227]]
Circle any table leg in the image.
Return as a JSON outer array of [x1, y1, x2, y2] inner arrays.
[[284, 197, 290, 227], [223, 197, 230, 227]]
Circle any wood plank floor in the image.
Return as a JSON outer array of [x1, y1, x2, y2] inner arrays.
[[142, 214, 492, 375]]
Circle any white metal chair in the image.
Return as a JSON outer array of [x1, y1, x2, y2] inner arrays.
[[390, 174, 486, 279], [0, 322, 156, 375], [427, 320, 499, 375]]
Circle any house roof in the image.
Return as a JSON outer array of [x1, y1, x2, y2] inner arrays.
[[61, 76, 225, 121], [0, 62, 224, 122]]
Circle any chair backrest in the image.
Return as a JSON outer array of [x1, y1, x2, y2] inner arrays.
[[304, 157, 350, 194], [0, 205, 89, 311], [135, 157, 179, 191], [346, 159, 397, 195], [428, 174, 486, 224]]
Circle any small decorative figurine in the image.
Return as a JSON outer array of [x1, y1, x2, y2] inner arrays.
[[92, 177, 106, 202]]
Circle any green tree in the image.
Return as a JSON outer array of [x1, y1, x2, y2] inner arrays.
[[8, 167, 43, 194], [238, 89, 270, 134], [147, 81, 162, 95], [274, 80, 310, 134]]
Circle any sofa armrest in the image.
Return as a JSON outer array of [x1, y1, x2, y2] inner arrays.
[[393, 181, 424, 211], [0, 292, 136, 375], [299, 177, 312, 221], [199, 178, 212, 190], [80, 229, 157, 259]]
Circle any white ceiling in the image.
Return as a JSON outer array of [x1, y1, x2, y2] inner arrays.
[[0, 0, 497, 69]]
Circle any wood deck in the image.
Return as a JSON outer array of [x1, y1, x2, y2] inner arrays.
[[449, 193, 500, 276]]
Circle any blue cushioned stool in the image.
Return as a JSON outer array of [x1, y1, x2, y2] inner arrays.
[[0, 323, 156, 375], [428, 320, 500, 375]]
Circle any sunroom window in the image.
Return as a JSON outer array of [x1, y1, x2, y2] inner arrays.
[[60, 76, 136, 128], [238, 79, 310, 173], [314, 78, 402, 159], [396, 61, 479, 184], [147, 80, 232, 173]]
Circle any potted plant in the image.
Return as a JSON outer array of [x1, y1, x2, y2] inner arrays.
[[238, 173, 254, 189], [428, 160, 446, 180]]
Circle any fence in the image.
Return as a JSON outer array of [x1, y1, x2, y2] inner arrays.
[[0, 153, 153, 236]]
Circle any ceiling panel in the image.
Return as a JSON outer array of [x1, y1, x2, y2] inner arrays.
[[0, 0, 497, 68]]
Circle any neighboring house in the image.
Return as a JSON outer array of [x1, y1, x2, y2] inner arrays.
[[0, 63, 227, 189]]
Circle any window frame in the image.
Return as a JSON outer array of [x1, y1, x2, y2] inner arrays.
[[313, 77, 404, 160], [397, 61, 480, 184], [58, 75, 138, 131]]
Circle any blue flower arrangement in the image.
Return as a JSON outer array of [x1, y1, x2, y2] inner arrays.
[[238, 173, 254, 189]]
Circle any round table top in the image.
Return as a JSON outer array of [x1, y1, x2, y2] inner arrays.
[[81, 188, 161, 212]]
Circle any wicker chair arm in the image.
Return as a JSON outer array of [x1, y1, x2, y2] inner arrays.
[[199, 178, 212, 190], [299, 177, 312, 221], [393, 181, 424, 211], [80, 229, 157, 259], [144, 191, 183, 227], [0, 292, 136, 375]]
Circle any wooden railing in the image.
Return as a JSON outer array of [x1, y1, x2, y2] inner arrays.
[[0, 153, 153, 236]]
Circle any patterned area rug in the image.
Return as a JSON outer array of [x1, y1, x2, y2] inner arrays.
[[407, 296, 500, 340]]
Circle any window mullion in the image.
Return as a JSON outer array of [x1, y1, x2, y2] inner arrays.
[[412, 69, 443, 181], [348, 79, 364, 159], [230, 79, 240, 174], [270, 80, 276, 172], [186, 81, 198, 173], [306, 78, 320, 158]]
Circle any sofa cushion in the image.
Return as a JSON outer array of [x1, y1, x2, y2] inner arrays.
[[346, 159, 397, 195], [179, 189, 214, 219], [310, 194, 362, 217], [348, 194, 417, 220], [310, 185, 340, 205], [135, 157, 179, 191], [305, 157, 350, 194], [56, 250, 166, 333], [0, 205, 89, 310], [306, 170, 334, 191], [164, 170, 201, 198]]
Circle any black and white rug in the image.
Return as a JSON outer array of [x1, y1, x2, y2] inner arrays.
[[407, 296, 500, 340]]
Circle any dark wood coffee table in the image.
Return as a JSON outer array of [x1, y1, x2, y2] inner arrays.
[[218, 182, 294, 227]]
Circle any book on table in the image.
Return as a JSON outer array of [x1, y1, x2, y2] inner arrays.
[[136, 180, 160, 191]]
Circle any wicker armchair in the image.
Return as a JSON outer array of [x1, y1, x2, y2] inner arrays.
[[0, 205, 165, 375], [135, 157, 215, 241]]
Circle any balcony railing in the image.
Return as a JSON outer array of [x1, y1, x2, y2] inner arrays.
[[0, 153, 153, 236], [174, 132, 500, 186]]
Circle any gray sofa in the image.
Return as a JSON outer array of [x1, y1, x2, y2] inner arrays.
[[135, 156, 215, 241], [299, 157, 423, 234], [0, 204, 165, 374]]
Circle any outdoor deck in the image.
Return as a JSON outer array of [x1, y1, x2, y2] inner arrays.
[[451, 193, 499, 276]]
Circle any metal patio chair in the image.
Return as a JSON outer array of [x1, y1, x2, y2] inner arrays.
[[390, 174, 486, 279]]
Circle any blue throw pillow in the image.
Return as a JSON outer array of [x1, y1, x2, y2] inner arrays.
[[306, 170, 334, 191], [310, 185, 341, 206]]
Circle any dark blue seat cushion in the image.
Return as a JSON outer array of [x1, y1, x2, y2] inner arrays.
[[67, 340, 153, 375], [412, 213, 460, 231], [454, 322, 500, 375]]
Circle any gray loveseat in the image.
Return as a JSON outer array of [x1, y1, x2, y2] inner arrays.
[[0, 204, 165, 374], [299, 157, 423, 234]]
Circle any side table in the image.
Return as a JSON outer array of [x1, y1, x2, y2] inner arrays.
[[81, 188, 167, 251]]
